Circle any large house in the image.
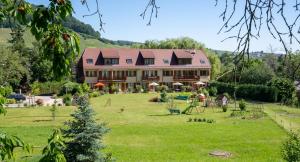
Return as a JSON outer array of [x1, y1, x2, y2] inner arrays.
[[77, 48, 211, 91]]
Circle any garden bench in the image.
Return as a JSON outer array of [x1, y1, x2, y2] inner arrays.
[[168, 108, 181, 115]]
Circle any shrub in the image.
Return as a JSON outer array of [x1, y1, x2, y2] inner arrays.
[[135, 85, 142, 93], [239, 99, 246, 111], [208, 87, 218, 96], [6, 99, 16, 104], [89, 91, 100, 98], [160, 91, 168, 102], [35, 99, 44, 106], [210, 81, 278, 102], [0, 86, 13, 97], [222, 105, 228, 112], [63, 94, 72, 106], [282, 131, 300, 162], [181, 86, 192, 92], [110, 84, 119, 93], [31, 81, 65, 95], [149, 97, 160, 102], [268, 77, 296, 105], [61, 82, 83, 95]]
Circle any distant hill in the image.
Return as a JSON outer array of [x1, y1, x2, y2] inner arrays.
[[0, 28, 124, 54], [0, 7, 138, 47]]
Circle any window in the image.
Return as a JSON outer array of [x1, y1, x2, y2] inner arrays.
[[144, 70, 157, 77], [126, 59, 133, 64], [200, 70, 209, 76], [104, 58, 119, 65], [163, 70, 173, 76], [127, 71, 137, 77], [178, 58, 192, 65], [86, 59, 93, 64], [200, 59, 206, 64], [111, 59, 119, 65], [85, 71, 97, 77], [163, 59, 169, 64], [144, 58, 154, 65]]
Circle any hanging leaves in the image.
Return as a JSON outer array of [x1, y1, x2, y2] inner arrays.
[[39, 129, 66, 162], [0, 0, 79, 80]]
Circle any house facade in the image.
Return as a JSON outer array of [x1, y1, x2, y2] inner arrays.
[[77, 48, 211, 90]]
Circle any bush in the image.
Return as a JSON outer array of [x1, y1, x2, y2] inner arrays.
[[239, 99, 246, 111], [268, 78, 296, 105], [110, 84, 119, 93], [0, 86, 13, 97], [282, 131, 300, 162], [61, 81, 84, 95], [208, 87, 218, 96], [89, 91, 100, 98], [6, 99, 16, 104], [160, 91, 168, 102], [149, 97, 160, 102], [31, 81, 65, 95], [210, 81, 278, 102], [35, 99, 44, 106], [181, 86, 192, 92], [222, 105, 228, 112], [63, 94, 72, 106], [135, 85, 142, 93]]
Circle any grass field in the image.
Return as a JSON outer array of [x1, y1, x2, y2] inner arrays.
[[0, 93, 289, 162]]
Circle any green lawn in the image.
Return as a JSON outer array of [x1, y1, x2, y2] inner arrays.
[[0, 93, 288, 162]]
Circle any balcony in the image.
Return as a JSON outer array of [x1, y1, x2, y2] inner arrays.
[[142, 76, 160, 81], [98, 76, 126, 81], [173, 75, 200, 81]]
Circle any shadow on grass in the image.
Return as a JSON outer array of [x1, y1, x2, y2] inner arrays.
[[33, 119, 53, 122], [5, 115, 70, 119], [148, 114, 176, 116]]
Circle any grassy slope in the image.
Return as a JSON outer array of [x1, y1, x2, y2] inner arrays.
[[0, 28, 125, 54], [0, 93, 287, 162]]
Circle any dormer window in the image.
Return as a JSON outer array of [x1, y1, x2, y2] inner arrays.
[[86, 59, 93, 64], [104, 58, 119, 65], [126, 59, 133, 64], [200, 59, 206, 64], [163, 59, 169, 64], [144, 58, 154, 65], [178, 58, 192, 65]]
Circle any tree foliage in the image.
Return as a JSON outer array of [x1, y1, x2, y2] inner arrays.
[[63, 95, 109, 162], [0, 47, 28, 87], [282, 131, 300, 162], [0, 0, 80, 80], [40, 129, 66, 162]]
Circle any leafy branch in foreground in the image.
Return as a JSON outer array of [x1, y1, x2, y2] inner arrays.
[[0, 95, 31, 161], [40, 129, 66, 162], [0, 0, 80, 80]]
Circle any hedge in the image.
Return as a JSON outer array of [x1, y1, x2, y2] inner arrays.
[[210, 81, 278, 102]]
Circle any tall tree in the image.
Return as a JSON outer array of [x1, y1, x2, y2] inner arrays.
[[63, 95, 109, 162], [0, 47, 28, 87]]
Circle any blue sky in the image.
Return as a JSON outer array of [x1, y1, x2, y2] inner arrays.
[[28, 0, 298, 52]]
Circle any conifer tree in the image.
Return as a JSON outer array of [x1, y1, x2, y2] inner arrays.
[[63, 95, 109, 162]]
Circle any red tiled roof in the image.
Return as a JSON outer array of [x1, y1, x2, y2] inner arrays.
[[81, 48, 211, 69], [174, 50, 193, 58], [101, 48, 119, 58], [140, 51, 155, 58]]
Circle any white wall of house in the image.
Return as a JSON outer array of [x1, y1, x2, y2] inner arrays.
[[162, 76, 173, 82]]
